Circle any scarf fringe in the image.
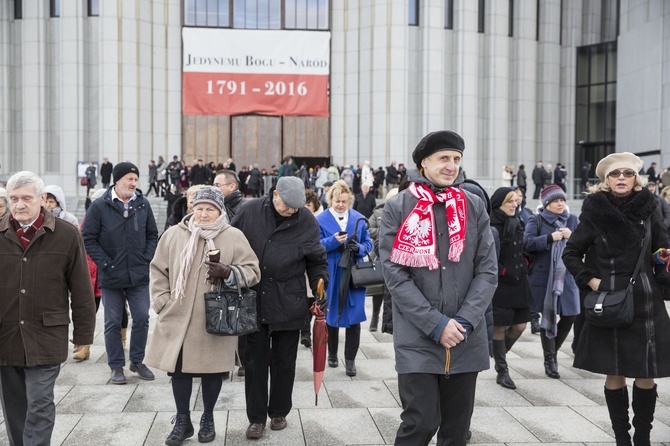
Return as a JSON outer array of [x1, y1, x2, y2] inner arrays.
[[390, 249, 440, 270], [448, 239, 465, 263]]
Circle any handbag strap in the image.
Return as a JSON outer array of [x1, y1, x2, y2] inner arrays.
[[629, 219, 651, 287]]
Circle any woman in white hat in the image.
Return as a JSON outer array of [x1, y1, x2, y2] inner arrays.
[[563, 152, 670, 445]]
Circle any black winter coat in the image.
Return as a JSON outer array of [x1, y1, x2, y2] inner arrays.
[[231, 196, 329, 331], [563, 188, 670, 378], [82, 189, 158, 289], [490, 212, 532, 310]]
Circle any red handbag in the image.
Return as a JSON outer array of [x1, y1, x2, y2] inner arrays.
[[80, 177, 88, 186]]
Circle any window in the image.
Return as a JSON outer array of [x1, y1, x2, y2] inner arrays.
[[50, 0, 60, 17], [508, 0, 513, 37], [409, 0, 419, 26], [285, 0, 328, 30], [88, 0, 99, 17], [184, 0, 328, 30], [14, 0, 22, 19], [445, 0, 453, 29], [477, 0, 485, 33]]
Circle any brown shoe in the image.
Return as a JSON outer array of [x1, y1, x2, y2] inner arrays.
[[270, 416, 287, 431], [246, 422, 265, 439]]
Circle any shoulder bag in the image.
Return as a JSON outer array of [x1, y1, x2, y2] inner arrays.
[[583, 220, 649, 329], [348, 218, 385, 289], [204, 265, 258, 336]]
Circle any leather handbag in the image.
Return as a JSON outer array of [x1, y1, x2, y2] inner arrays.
[[80, 177, 88, 186], [583, 220, 648, 329], [204, 265, 258, 336], [350, 257, 385, 289]]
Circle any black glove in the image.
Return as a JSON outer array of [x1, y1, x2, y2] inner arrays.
[[346, 240, 359, 253], [205, 261, 232, 283], [317, 295, 328, 312]]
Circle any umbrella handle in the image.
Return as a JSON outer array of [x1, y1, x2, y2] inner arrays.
[[444, 348, 451, 378]]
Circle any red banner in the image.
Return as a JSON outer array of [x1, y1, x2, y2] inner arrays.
[[183, 72, 329, 117]]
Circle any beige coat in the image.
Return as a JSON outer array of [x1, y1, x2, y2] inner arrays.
[[145, 217, 260, 374]]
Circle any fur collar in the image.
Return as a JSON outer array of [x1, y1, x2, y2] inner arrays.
[[581, 189, 657, 241]]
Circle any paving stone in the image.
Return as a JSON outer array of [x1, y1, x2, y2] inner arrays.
[[56, 384, 137, 414], [60, 412, 156, 446], [126, 382, 199, 412], [325, 380, 399, 409], [470, 407, 539, 443], [301, 408, 384, 446], [506, 406, 613, 442], [513, 378, 600, 406]]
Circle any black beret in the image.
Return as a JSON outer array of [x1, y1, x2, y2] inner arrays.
[[490, 187, 516, 210], [412, 130, 465, 167]]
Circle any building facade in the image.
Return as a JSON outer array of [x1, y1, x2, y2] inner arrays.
[[1, 0, 668, 196]]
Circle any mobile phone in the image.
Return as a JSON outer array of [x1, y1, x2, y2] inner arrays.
[[337, 231, 347, 236], [207, 249, 220, 263]]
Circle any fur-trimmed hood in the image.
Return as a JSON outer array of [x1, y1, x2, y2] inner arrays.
[[580, 188, 657, 241]]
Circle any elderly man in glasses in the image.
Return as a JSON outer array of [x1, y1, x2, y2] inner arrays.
[[82, 162, 158, 385], [214, 169, 244, 221]]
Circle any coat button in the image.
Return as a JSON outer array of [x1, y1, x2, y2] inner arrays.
[[442, 266, 446, 270], [23, 258, 27, 262], [20, 289, 26, 294], [20, 320, 24, 324]]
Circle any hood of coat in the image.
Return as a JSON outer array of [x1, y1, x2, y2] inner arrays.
[[581, 188, 657, 241], [45, 185, 68, 212]]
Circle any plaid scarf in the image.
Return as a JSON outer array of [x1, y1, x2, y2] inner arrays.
[[390, 182, 468, 270], [11, 210, 46, 250]]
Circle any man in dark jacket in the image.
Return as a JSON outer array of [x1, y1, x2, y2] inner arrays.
[[532, 161, 544, 199], [379, 131, 497, 445], [516, 164, 527, 194], [0, 171, 96, 445], [188, 158, 210, 185], [231, 177, 328, 440], [82, 162, 158, 385], [353, 182, 376, 218], [100, 157, 114, 188], [214, 170, 244, 222], [386, 161, 399, 195], [167, 156, 182, 187]]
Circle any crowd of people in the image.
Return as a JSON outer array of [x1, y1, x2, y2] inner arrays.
[[1, 136, 669, 446]]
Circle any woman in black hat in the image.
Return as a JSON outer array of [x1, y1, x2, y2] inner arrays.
[[489, 187, 532, 390]]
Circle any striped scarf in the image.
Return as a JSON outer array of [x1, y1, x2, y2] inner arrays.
[[11, 211, 45, 250]]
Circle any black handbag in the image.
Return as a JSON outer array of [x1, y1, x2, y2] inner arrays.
[[583, 220, 648, 329], [204, 265, 258, 336], [351, 258, 385, 288]]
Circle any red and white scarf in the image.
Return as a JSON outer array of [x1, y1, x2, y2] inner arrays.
[[390, 183, 468, 270]]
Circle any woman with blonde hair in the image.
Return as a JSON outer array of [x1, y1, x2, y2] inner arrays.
[[316, 180, 372, 376], [564, 152, 670, 445]]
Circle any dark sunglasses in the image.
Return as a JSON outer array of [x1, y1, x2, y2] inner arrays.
[[607, 169, 637, 178]]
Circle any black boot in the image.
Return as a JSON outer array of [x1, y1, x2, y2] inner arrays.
[[369, 310, 379, 332], [530, 314, 541, 334], [198, 412, 216, 443], [632, 384, 657, 446], [493, 340, 516, 389], [504, 333, 519, 352], [540, 330, 560, 379], [165, 412, 194, 446], [345, 359, 357, 376], [604, 386, 632, 446]]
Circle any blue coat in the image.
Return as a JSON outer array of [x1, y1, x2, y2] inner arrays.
[[523, 210, 580, 315], [316, 209, 373, 328]]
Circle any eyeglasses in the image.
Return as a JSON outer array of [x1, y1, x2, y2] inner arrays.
[[607, 170, 637, 178]]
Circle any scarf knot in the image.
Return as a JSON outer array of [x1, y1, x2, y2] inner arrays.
[[390, 183, 468, 270]]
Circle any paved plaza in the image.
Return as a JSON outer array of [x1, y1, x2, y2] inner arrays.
[[0, 298, 668, 446]]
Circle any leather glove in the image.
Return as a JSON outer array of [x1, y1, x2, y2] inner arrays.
[[317, 295, 328, 312], [204, 261, 232, 283], [346, 240, 359, 253], [314, 278, 328, 312]]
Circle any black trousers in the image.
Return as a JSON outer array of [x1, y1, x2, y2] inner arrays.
[[327, 323, 360, 360], [395, 372, 478, 446], [244, 324, 299, 423]]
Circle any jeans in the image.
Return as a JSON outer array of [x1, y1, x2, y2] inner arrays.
[[101, 285, 150, 369]]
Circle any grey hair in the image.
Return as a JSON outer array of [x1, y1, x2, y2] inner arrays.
[[586, 173, 646, 195], [6, 171, 45, 197]]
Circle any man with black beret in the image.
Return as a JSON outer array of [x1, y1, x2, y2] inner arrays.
[[379, 130, 498, 445], [82, 162, 158, 384]]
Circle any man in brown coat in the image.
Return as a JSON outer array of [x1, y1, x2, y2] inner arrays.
[[0, 171, 96, 446]]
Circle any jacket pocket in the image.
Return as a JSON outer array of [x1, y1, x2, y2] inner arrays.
[[42, 313, 70, 326]]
